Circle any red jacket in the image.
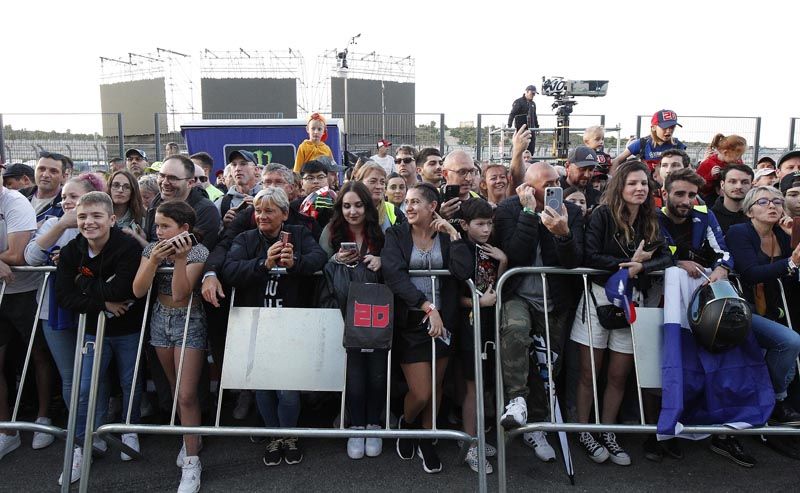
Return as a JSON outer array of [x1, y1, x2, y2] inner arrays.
[[696, 154, 742, 197]]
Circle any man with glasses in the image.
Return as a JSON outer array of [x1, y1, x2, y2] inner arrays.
[[125, 149, 148, 179], [560, 146, 601, 210], [143, 155, 221, 248], [292, 160, 335, 229], [394, 145, 418, 188], [416, 147, 444, 187], [216, 150, 262, 227], [20, 151, 73, 224]]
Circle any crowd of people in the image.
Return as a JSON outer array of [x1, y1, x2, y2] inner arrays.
[[2, 110, 800, 491]]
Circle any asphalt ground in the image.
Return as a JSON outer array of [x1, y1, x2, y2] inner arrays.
[[3, 401, 800, 493]]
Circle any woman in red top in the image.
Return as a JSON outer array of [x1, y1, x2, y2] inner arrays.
[[696, 133, 747, 202]]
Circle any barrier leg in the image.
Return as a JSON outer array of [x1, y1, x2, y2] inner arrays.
[[629, 290, 646, 426], [11, 272, 50, 422], [540, 273, 555, 423], [430, 275, 437, 432], [60, 313, 87, 493], [340, 352, 347, 430], [495, 276, 507, 493], [215, 288, 236, 427], [125, 287, 152, 426], [467, 279, 488, 492], [776, 279, 800, 379], [385, 349, 392, 431], [78, 314, 108, 493], [582, 275, 600, 424]]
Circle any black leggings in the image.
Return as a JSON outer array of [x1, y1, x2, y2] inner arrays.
[[346, 349, 387, 427]]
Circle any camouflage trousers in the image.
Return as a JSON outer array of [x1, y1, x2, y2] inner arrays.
[[501, 296, 569, 421]]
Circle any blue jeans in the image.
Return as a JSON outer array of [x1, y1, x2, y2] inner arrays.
[[76, 332, 142, 440], [41, 320, 77, 406], [255, 390, 300, 428], [751, 314, 800, 400]]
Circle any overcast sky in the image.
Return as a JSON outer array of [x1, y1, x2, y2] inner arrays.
[[2, 0, 796, 148]]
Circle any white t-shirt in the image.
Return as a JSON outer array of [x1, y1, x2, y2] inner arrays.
[[370, 154, 396, 176], [0, 188, 40, 294]]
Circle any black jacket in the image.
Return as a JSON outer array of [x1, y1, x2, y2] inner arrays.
[[54, 227, 145, 336], [583, 205, 673, 286], [381, 222, 472, 334], [507, 94, 538, 130], [220, 224, 327, 309], [144, 187, 221, 249], [560, 176, 602, 210], [204, 205, 321, 275], [710, 196, 747, 237], [494, 196, 585, 307]]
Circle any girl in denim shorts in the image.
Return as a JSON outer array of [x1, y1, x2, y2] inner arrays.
[[132, 201, 208, 490]]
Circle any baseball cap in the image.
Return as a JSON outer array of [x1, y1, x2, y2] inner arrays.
[[525, 85, 538, 93], [125, 148, 148, 160], [567, 146, 599, 168], [777, 150, 800, 170], [227, 149, 257, 164], [2, 163, 35, 180], [377, 139, 392, 149], [144, 161, 163, 173], [754, 168, 776, 181], [651, 110, 682, 129], [779, 171, 800, 195], [757, 156, 777, 167]]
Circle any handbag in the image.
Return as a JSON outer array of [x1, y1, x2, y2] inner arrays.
[[588, 287, 630, 330], [343, 282, 394, 350]]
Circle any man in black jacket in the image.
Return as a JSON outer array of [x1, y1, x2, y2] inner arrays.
[[494, 162, 584, 460], [507, 85, 539, 153], [143, 155, 221, 249], [710, 164, 752, 237]]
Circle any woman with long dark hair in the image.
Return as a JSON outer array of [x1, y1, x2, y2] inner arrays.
[[381, 182, 471, 474], [318, 181, 388, 459], [570, 160, 672, 466], [108, 170, 147, 247]]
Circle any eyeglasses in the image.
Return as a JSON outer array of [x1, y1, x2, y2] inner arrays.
[[110, 182, 132, 191], [302, 174, 328, 182], [447, 168, 478, 177], [157, 173, 191, 184], [197, 176, 208, 183], [39, 151, 67, 161], [395, 157, 415, 165], [263, 179, 287, 187], [752, 197, 785, 209]]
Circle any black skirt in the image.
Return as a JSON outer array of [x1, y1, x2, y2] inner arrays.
[[394, 308, 453, 364]]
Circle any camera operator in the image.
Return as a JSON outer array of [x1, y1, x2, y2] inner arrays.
[[508, 85, 539, 154]]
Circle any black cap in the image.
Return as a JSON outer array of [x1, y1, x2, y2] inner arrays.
[[525, 85, 538, 93], [780, 171, 800, 195], [227, 149, 257, 164], [757, 156, 776, 167], [567, 146, 599, 168], [778, 150, 800, 170], [125, 148, 148, 160], [2, 163, 35, 180]]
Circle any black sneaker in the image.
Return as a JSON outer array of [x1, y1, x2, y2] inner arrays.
[[710, 436, 755, 467], [396, 415, 416, 460], [599, 432, 631, 466], [662, 438, 684, 460], [643, 435, 663, 463], [417, 439, 442, 473], [770, 400, 800, 426], [262, 438, 283, 466], [282, 437, 303, 465]]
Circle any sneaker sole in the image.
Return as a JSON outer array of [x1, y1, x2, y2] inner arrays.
[[417, 447, 442, 474], [32, 435, 55, 450], [709, 444, 755, 468], [284, 455, 303, 465], [262, 456, 283, 467], [465, 459, 494, 474], [768, 419, 800, 427], [608, 453, 632, 466]]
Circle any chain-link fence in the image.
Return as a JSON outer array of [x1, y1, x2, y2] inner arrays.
[[0, 113, 123, 169], [635, 115, 761, 166], [789, 117, 800, 151], [330, 112, 445, 156]]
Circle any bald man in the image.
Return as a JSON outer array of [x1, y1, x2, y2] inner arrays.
[[493, 161, 584, 461], [439, 150, 485, 233]]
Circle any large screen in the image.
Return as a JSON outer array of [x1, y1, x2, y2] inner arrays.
[[201, 78, 297, 118], [100, 78, 167, 136]]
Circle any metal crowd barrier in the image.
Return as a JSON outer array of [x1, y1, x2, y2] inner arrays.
[[493, 266, 800, 493], [65, 268, 490, 493]]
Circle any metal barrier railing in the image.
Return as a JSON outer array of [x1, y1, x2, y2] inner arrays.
[[493, 266, 800, 492], [67, 268, 490, 492]]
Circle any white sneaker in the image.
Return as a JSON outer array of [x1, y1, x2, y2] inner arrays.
[[579, 432, 609, 464], [458, 441, 497, 458], [58, 446, 82, 486], [347, 426, 365, 459], [523, 431, 556, 462], [500, 397, 528, 429], [232, 391, 252, 420], [464, 445, 494, 474], [365, 424, 383, 457], [120, 433, 140, 461], [0, 432, 21, 461], [178, 456, 202, 493], [32, 417, 55, 450], [176, 437, 203, 467]]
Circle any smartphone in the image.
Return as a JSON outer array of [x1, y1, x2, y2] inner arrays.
[[235, 200, 250, 212], [792, 220, 800, 249], [444, 185, 460, 202], [341, 242, 358, 253], [188, 233, 198, 247], [280, 231, 292, 245], [644, 240, 665, 252], [544, 187, 563, 212]]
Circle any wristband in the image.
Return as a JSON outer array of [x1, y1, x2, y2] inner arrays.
[[789, 259, 798, 273], [522, 207, 537, 216], [425, 304, 436, 314]]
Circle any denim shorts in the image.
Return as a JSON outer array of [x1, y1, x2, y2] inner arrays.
[[150, 300, 207, 350]]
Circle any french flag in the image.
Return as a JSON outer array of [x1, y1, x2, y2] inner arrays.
[[605, 268, 636, 324]]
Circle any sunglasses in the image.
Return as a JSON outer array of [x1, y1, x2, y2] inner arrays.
[[197, 176, 208, 183], [39, 151, 68, 161], [395, 157, 415, 165]]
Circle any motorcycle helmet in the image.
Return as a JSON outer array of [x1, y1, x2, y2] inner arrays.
[[687, 279, 751, 353]]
